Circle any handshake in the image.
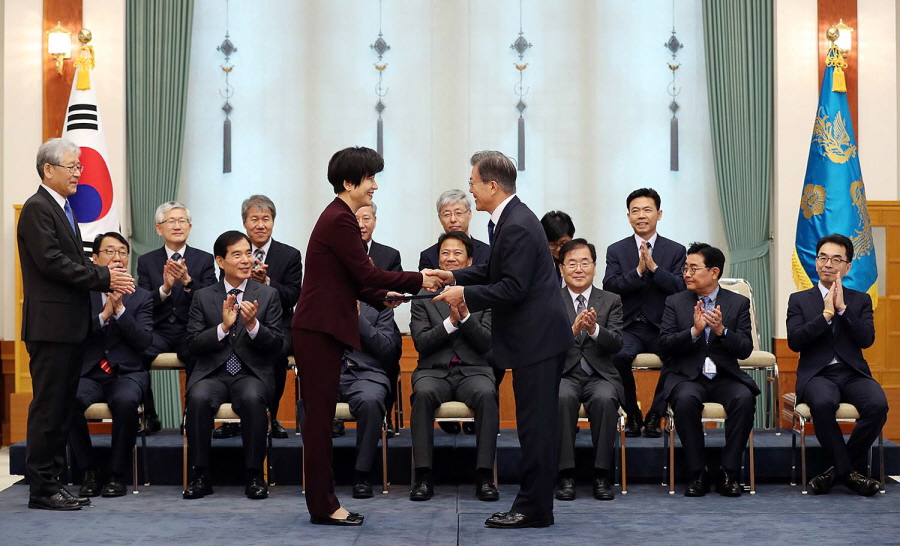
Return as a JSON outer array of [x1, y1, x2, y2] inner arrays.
[[421, 269, 454, 292]]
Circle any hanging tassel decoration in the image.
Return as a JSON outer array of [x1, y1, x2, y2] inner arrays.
[[376, 116, 384, 157], [670, 115, 679, 171], [827, 45, 848, 93], [223, 116, 232, 173], [517, 116, 526, 171]]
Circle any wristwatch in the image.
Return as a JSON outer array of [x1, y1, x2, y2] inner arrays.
[[183, 280, 194, 290]]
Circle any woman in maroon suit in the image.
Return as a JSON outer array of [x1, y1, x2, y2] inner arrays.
[[293, 147, 441, 525]]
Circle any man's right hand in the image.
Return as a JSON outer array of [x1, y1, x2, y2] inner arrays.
[[221, 293, 238, 333], [108, 267, 136, 294], [572, 311, 586, 337], [161, 264, 176, 293], [691, 300, 707, 337]]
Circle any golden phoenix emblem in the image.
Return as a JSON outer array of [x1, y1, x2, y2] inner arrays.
[[812, 107, 857, 164]]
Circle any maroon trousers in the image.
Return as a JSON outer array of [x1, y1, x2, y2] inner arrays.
[[294, 328, 345, 516]]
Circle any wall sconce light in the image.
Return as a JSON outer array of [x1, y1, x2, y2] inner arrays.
[[827, 19, 854, 54], [47, 21, 72, 75]]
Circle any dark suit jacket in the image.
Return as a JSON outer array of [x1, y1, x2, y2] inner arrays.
[[18, 186, 111, 343], [410, 288, 493, 380], [369, 240, 402, 272], [187, 280, 284, 395], [341, 302, 402, 391], [787, 286, 876, 400], [561, 286, 625, 402], [82, 288, 153, 389], [292, 198, 422, 350], [602, 235, 686, 328], [417, 237, 491, 271], [658, 287, 757, 399], [452, 196, 572, 367], [137, 245, 217, 329]]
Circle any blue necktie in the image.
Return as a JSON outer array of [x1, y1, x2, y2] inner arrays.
[[63, 200, 77, 234], [701, 296, 716, 379], [487, 220, 495, 246], [225, 288, 243, 375], [171, 252, 182, 262]]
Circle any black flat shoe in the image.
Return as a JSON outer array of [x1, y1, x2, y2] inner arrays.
[[213, 423, 234, 439], [475, 480, 499, 501], [28, 492, 81, 511], [101, 479, 127, 498], [484, 512, 552, 529], [78, 469, 101, 498], [271, 419, 288, 439], [59, 486, 92, 506], [310, 512, 365, 526], [183, 476, 214, 499], [409, 480, 434, 501], [332, 420, 346, 438], [685, 469, 711, 497], [843, 471, 881, 497], [715, 468, 742, 497], [642, 412, 662, 438], [245, 475, 269, 499], [593, 477, 614, 500], [808, 466, 835, 495], [624, 416, 642, 438], [555, 476, 575, 501], [352, 481, 374, 499]]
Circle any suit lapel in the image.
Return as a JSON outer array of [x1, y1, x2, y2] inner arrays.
[[39, 187, 82, 250], [493, 195, 520, 236]]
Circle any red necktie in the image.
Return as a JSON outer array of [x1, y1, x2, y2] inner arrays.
[[99, 358, 113, 374]]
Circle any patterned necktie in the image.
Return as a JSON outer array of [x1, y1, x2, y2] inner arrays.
[[487, 220, 495, 246], [225, 288, 243, 375], [646, 241, 652, 254], [701, 295, 716, 379], [63, 200, 77, 234], [171, 252, 182, 262], [254, 248, 265, 263], [576, 294, 593, 375]]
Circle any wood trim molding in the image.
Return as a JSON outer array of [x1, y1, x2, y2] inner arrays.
[[817, 0, 858, 137], [43, 0, 83, 141]]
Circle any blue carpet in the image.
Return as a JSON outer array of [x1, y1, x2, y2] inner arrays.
[[1, 482, 898, 545]]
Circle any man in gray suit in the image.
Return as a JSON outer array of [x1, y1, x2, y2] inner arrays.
[[409, 232, 499, 502], [555, 239, 624, 502], [338, 300, 402, 499], [183, 231, 284, 500]]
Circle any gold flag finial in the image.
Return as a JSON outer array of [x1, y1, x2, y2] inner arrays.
[[73, 28, 94, 90]]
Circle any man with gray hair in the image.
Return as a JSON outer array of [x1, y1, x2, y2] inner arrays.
[[137, 201, 217, 431], [417, 189, 491, 270], [19, 138, 135, 510]]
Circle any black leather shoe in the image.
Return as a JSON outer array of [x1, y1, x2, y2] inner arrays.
[[145, 414, 162, 435], [353, 481, 374, 499], [462, 422, 476, 435], [213, 422, 235, 439], [101, 479, 127, 497], [808, 466, 836, 495], [715, 468, 742, 497], [409, 480, 434, 501], [310, 512, 365, 526], [843, 472, 881, 497], [555, 476, 576, 501], [59, 486, 92, 506], [476, 480, 499, 501], [245, 475, 269, 499], [624, 415, 642, 438], [183, 476, 214, 499], [593, 477, 614, 500], [641, 412, 662, 438], [271, 419, 288, 439], [438, 421, 461, 434], [685, 469, 711, 497], [28, 492, 81, 511], [484, 512, 552, 529], [79, 469, 101, 497], [384, 425, 397, 439], [332, 420, 346, 438]]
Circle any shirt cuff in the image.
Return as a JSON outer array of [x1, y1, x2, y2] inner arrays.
[[837, 308, 846, 316], [588, 323, 600, 340], [98, 314, 108, 328], [159, 286, 170, 300], [217, 324, 229, 341], [443, 316, 459, 335], [113, 306, 126, 321], [246, 320, 260, 339]]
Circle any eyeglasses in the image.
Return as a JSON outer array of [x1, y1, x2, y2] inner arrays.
[[98, 249, 129, 257], [159, 218, 190, 227], [564, 261, 595, 270], [51, 163, 85, 173], [815, 255, 848, 265], [681, 265, 711, 275]]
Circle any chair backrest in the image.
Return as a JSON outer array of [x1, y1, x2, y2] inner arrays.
[[719, 278, 760, 351]]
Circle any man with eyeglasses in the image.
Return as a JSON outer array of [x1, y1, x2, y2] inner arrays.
[[69, 232, 153, 499], [603, 188, 686, 439], [137, 201, 217, 431], [659, 242, 757, 497], [786, 233, 886, 496], [19, 138, 135, 510], [554, 239, 624, 502]]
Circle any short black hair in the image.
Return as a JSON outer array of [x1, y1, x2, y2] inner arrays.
[[92, 232, 129, 255], [687, 242, 725, 278], [541, 211, 576, 241], [327, 147, 384, 194], [816, 233, 854, 261], [626, 188, 661, 210], [437, 231, 473, 259], [213, 230, 251, 258], [559, 238, 596, 263]]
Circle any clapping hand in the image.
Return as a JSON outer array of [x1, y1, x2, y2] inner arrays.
[[240, 299, 259, 332], [692, 300, 708, 337], [165, 258, 191, 286], [221, 293, 238, 333], [583, 307, 598, 334], [703, 305, 725, 336], [833, 272, 846, 313], [99, 291, 123, 321], [250, 260, 269, 284]]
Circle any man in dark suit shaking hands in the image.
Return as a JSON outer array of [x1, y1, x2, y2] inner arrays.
[[19, 138, 134, 510], [787, 233, 886, 496], [659, 243, 757, 497], [183, 231, 284, 500], [434, 151, 572, 529]]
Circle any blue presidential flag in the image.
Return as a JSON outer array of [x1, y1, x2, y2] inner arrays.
[[791, 45, 877, 306]]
